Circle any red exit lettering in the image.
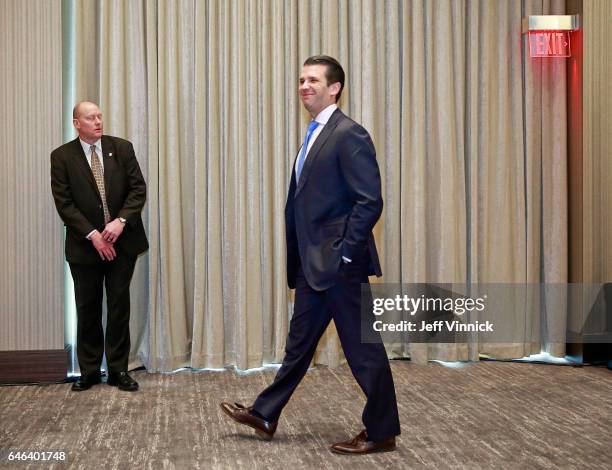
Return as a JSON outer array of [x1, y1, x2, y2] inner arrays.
[[529, 31, 571, 57]]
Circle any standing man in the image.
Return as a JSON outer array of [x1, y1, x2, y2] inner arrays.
[[51, 101, 148, 392], [221, 56, 400, 454]]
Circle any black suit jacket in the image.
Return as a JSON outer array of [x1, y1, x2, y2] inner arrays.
[[51, 135, 149, 264], [285, 108, 383, 291]]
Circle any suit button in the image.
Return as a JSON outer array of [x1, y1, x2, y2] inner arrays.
[[98, 204, 102, 208]]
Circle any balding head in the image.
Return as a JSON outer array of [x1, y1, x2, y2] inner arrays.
[[73, 101, 100, 119]]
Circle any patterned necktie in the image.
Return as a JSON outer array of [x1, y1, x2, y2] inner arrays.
[[296, 120, 319, 182], [90, 145, 111, 223]]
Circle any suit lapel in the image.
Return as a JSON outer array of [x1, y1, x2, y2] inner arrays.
[[295, 108, 343, 197], [101, 136, 115, 193]]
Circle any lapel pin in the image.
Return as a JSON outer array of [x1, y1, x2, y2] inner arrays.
[[108, 152, 113, 157]]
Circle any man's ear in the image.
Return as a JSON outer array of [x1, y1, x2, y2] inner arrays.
[[329, 81, 341, 99], [72, 119, 79, 130]]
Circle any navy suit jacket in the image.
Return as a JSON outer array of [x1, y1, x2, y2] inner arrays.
[[285, 108, 383, 291], [50, 135, 149, 264]]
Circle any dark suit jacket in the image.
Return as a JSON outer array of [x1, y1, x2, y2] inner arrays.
[[285, 108, 383, 291], [50, 135, 149, 264]]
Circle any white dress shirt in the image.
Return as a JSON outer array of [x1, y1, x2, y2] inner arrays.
[[295, 103, 338, 175], [79, 138, 104, 172]]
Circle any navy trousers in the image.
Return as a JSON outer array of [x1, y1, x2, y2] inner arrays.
[[252, 257, 401, 441]]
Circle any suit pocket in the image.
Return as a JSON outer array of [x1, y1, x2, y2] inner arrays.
[[322, 214, 348, 237], [322, 222, 345, 237]]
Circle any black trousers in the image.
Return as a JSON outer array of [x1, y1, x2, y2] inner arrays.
[[252, 257, 401, 442], [69, 251, 137, 376]]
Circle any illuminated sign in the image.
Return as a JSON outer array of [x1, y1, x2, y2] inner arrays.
[[522, 15, 579, 58], [528, 31, 571, 57]]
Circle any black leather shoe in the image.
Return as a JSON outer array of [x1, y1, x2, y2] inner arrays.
[[220, 402, 277, 440], [330, 430, 397, 454], [107, 372, 139, 391], [71, 373, 102, 392]]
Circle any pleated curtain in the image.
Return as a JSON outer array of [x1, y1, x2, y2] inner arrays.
[[60, 0, 567, 371]]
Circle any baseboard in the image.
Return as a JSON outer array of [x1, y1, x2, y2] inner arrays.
[[0, 347, 70, 384]]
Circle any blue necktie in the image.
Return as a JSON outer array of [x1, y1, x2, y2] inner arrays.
[[296, 121, 319, 182]]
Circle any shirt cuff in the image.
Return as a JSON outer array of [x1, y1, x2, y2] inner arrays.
[[342, 256, 352, 263], [86, 230, 96, 240]]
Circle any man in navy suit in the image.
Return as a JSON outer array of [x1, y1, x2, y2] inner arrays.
[[221, 56, 400, 454], [51, 101, 148, 392]]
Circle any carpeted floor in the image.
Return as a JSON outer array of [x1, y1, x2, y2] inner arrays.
[[0, 361, 611, 469]]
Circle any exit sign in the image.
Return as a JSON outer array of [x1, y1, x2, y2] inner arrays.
[[528, 31, 571, 57]]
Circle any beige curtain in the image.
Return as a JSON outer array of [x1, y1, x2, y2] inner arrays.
[[583, 0, 612, 284], [65, 0, 568, 372], [0, 0, 64, 351]]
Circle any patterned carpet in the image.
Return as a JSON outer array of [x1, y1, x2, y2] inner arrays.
[[0, 361, 611, 469]]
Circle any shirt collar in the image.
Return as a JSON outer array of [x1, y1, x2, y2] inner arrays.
[[313, 103, 338, 126], [79, 138, 102, 155]]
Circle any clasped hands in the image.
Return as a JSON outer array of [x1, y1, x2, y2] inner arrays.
[[91, 218, 125, 260]]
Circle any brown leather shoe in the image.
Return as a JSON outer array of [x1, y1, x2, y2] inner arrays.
[[220, 402, 277, 440], [330, 430, 396, 454]]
